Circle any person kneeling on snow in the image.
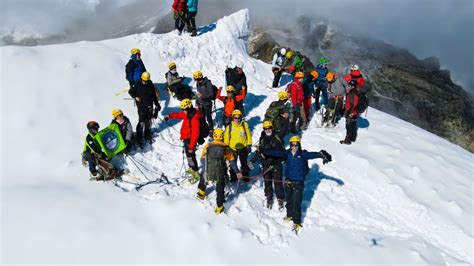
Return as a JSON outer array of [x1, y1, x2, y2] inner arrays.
[[111, 109, 134, 152], [197, 128, 242, 214], [262, 136, 332, 233], [166, 62, 193, 100], [164, 99, 202, 183]]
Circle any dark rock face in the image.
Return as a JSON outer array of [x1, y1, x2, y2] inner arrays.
[[248, 21, 474, 152]]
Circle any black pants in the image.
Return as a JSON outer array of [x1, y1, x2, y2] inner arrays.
[[184, 138, 198, 171], [198, 173, 226, 207], [290, 106, 301, 133], [263, 163, 284, 201], [174, 12, 187, 32], [170, 84, 193, 100], [285, 180, 304, 224], [345, 116, 358, 142], [229, 148, 250, 182], [200, 104, 214, 131], [272, 67, 283, 88], [314, 86, 328, 110], [136, 107, 153, 143], [187, 11, 197, 32]]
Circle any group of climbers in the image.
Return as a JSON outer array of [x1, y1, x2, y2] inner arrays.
[[82, 43, 381, 234], [172, 0, 199, 36], [271, 47, 368, 144]]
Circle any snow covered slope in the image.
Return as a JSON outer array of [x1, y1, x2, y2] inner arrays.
[[1, 10, 472, 264]]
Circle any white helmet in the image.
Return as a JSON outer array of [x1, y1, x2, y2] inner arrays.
[[280, 48, 287, 55], [235, 59, 244, 69], [350, 64, 360, 71]]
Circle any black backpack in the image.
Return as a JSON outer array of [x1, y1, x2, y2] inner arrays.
[[205, 144, 227, 182], [211, 84, 218, 101], [189, 110, 210, 145], [225, 67, 239, 86], [356, 91, 369, 114]]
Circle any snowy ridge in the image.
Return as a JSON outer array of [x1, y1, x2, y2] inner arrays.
[[1, 10, 473, 264]]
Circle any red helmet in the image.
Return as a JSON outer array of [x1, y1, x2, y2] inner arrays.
[[87, 121, 99, 132], [287, 65, 296, 73]]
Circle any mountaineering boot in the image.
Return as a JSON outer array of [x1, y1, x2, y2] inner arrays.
[[89, 172, 101, 181], [191, 30, 197, 37], [215, 205, 224, 214], [196, 188, 206, 200], [293, 223, 302, 234], [339, 139, 351, 145], [266, 198, 274, 210], [278, 199, 285, 211], [186, 169, 200, 184], [283, 216, 292, 222]]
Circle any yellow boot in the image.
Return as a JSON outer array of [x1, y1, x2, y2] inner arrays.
[[215, 205, 224, 214]]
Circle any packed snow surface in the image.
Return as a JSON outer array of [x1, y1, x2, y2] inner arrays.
[[1, 10, 472, 264]]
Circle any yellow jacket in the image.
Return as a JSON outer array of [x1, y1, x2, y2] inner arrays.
[[224, 121, 252, 151]]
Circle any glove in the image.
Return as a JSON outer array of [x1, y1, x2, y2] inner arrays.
[[153, 107, 159, 119], [164, 115, 170, 122], [319, 150, 332, 165]]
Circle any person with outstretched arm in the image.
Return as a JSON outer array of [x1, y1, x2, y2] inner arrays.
[[262, 135, 332, 234]]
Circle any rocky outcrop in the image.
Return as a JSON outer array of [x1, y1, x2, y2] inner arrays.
[[248, 20, 474, 152]]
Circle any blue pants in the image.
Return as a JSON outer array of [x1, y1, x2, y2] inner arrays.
[[84, 151, 97, 174]]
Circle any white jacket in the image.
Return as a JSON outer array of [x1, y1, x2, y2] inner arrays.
[[272, 53, 286, 68]]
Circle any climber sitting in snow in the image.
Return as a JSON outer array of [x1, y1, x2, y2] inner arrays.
[[110, 109, 134, 151], [165, 62, 193, 100], [196, 128, 242, 215], [262, 136, 332, 234]]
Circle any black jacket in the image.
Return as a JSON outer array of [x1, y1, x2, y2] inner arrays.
[[196, 77, 214, 106], [252, 132, 284, 167], [129, 80, 160, 111]]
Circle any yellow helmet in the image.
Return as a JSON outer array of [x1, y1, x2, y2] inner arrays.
[[285, 51, 294, 59], [278, 91, 289, 101], [141, 71, 151, 81], [213, 128, 225, 141], [130, 48, 140, 54], [112, 109, 123, 118], [326, 72, 336, 83], [193, 70, 203, 80], [263, 121, 273, 128], [168, 62, 176, 69], [180, 98, 193, 109], [289, 135, 301, 143], [295, 71, 304, 78], [226, 85, 235, 92], [232, 109, 242, 117]]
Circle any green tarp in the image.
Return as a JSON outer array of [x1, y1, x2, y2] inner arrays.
[[96, 123, 126, 158]]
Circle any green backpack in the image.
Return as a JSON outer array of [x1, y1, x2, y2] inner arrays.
[[205, 144, 227, 182]]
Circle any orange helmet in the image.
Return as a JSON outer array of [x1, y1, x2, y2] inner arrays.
[[326, 72, 335, 83], [295, 72, 304, 79], [310, 70, 319, 79]]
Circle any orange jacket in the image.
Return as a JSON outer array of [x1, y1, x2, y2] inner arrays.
[[216, 88, 246, 117]]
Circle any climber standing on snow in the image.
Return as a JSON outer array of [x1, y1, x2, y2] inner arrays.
[[262, 135, 332, 234], [128, 72, 161, 148], [313, 57, 330, 111], [186, 0, 198, 36], [288, 71, 306, 133], [225, 61, 247, 114], [272, 48, 287, 88], [125, 48, 146, 89], [164, 99, 202, 183], [194, 70, 215, 135], [340, 80, 361, 145], [196, 128, 242, 214], [172, 0, 188, 35]]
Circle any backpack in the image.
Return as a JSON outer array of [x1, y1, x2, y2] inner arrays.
[[225, 67, 239, 86], [205, 144, 227, 182], [211, 84, 218, 101], [356, 91, 369, 113], [264, 101, 285, 124]]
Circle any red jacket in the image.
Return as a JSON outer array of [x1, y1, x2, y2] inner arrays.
[[172, 0, 187, 11], [344, 89, 360, 117], [288, 78, 304, 106], [343, 70, 365, 89], [169, 108, 201, 150]]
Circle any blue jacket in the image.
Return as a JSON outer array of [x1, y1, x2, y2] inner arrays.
[[263, 148, 322, 181], [187, 0, 198, 12], [315, 64, 328, 87], [125, 54, 146, 85]]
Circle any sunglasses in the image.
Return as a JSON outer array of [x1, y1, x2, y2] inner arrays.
[[290, 143, 299, 147], [233, 116, 242, 120], [263, 127, 272, 130]]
